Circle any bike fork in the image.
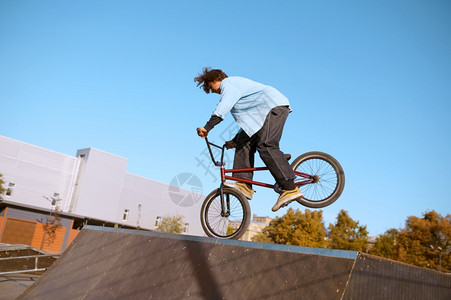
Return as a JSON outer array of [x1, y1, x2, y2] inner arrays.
[[219, 167, 230, 217]]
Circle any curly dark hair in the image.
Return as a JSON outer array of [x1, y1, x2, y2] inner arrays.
[[194, 67, 228, 94]]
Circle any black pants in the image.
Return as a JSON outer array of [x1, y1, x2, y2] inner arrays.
[[233, 106, 296, 190]]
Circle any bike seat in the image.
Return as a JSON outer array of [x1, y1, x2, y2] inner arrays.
[[285, 154, 291, 161]]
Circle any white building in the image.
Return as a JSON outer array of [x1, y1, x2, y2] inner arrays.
[[0, 135, 205, 241], [233, 214, 273, 242]]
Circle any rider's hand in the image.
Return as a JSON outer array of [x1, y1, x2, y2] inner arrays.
[[225, 140, 236, 149], [197, 127, 208, 138]]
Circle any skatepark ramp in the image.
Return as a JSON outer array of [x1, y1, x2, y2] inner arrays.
[[17, 226, 450, 299]]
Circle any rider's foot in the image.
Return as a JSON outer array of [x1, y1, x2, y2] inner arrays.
[[272, 187, 302, 212], [223, 182, 254, 200]]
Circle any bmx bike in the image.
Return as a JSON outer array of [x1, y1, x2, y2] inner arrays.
[[200, 137, 345, 240]]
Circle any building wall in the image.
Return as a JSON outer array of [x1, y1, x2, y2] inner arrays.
[[0, 136, 78, 210], [0, 135, 204, 236], [118, 173, 203, 234], [240, 221, 271, 241], [68, 148, 127, 221], [0, 206, 76, 253], [230, 214, 274, 242]]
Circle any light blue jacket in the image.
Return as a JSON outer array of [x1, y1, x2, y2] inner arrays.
[[212, 76, 290, 137]]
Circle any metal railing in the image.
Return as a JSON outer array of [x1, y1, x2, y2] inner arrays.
[[0, 254, 59, 275]]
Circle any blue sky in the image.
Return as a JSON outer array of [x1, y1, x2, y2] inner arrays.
[[1, 0, 450, 236]]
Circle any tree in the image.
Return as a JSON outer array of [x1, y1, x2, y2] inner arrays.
[[369, 210, 451, 272], [395, 211, 450, 271], [370, 228, 399, 260], [39, 195, 63, 248], [328, 209, 369, 251], [41, 205, 62, 247], [0, 173, 6, 198], [252, 208, 327, 247], [251, 231, 273, 243], [156, 214, 186, 234]]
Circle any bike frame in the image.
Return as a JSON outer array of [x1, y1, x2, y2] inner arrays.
[[205, 138, 315, 214]]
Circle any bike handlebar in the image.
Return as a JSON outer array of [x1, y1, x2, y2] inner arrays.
[[205, 137, 226, 167]]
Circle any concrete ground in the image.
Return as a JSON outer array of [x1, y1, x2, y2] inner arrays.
[[0, 273, 40, 300]]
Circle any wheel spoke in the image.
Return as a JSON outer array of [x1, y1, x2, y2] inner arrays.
[[294, 157, 338, 202], [205, 191, 246, 238]]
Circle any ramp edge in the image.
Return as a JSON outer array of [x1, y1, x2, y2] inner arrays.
[[83, 225, 358, 259]]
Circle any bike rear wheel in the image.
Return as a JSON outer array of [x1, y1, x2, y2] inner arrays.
[[291, 151, 345, 208], [200, 188, 250, 240]]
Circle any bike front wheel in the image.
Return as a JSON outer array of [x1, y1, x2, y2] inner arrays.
[[291, 151, 345, 208], [200, 188, 251, 240]]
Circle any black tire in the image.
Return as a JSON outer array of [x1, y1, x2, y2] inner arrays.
[[200, 188, 251, 240], [291, 151, 345, 208]]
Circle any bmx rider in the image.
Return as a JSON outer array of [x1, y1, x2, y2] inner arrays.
[[195, 67, 302, 212]]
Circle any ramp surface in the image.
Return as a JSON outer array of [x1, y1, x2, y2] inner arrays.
[[17, 226, 450, 299]]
